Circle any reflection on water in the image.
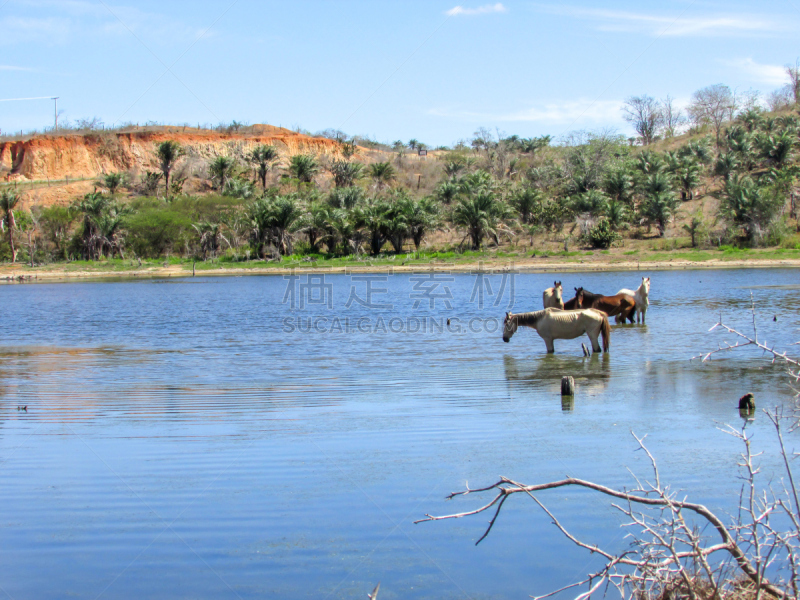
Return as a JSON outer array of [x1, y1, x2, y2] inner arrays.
[[0, 269, 799, 599]]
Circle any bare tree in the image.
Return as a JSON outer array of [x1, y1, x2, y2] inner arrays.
[[786, 59, 800, 106], [420, 300, 800, 600], [622, 95, 664, 145], [418, 427, 799, 600], [688, 84, 736, 148], [661, 95, 686, 138]]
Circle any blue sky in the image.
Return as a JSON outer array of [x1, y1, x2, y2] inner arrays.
[[0, 1, 797, 145]]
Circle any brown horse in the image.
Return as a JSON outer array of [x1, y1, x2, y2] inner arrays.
[[573, 287, 635, 321]]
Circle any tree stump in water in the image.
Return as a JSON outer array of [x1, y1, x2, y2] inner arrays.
[[581, 343, 590, 357], [561, 376, 575, 396]]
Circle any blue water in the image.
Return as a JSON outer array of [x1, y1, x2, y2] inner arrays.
[[1, 268, 799, 599]]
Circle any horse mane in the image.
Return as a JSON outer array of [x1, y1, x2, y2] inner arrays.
[[578, 289, 603, 302], [512, 309, 549, 327]]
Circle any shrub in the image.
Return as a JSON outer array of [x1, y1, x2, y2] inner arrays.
[[586, 218, 620, 249]]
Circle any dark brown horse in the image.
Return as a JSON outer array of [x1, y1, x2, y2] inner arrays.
[[570, 287, 635, 321], [575, 288, 635, 321]]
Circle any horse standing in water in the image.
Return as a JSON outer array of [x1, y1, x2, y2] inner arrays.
[[542, 281, 564, 309], [617, 277, 650, 324], [573, 287, 635, 321], [502, 307, 611, 353]]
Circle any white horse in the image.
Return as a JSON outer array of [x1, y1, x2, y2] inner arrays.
[[503, 307, 611, 354], [542, 281, 564, 309], [616, 277, 650, 324]]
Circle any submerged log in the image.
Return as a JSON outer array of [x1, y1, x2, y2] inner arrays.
[[561, 376, 575, 396]]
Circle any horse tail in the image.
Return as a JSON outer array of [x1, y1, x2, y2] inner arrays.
[[600, 314, 611, 352]]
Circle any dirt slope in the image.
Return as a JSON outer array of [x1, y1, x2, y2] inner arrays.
[[0, 125, 346, 183]]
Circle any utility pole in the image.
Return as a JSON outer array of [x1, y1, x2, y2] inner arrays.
[[52, 97, 59, 131]]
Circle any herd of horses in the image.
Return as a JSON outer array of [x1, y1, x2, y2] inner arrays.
[[502, 277, 651, 354]]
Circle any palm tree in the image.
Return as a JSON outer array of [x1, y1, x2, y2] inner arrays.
[[287, 154, 319, 188], [760, 132, 795, 168], [683, 214, 705, 247], [510, 187, 543, 224], [270, 195, 303, 255], [718, 174, 783, 242], [714, 153, 740, 182], [369, 162, 396, 190], [156, 141, 183, 199], [102, 172, 125, 196], [354, 198, 391, 255], [572, 189, 609, 217], [328, 160, 364, 188], [249, 145, 279, 189], [675, 162, 701, 201], [641, 190, 678, 236], [193, 222, 229, 260], [403, 196, 439, 250], [0, 190, 20, 262], [328, 186, 365, 210], [209, 156, 237, 191], [451, 191, 507, 250], [300, 202, 331, 253], [605, 200, 630, 230], [72, 192, 112, 259], [603, 168, 634, 206], [443, 160, 465, 179], [435, 180, 459, 204]]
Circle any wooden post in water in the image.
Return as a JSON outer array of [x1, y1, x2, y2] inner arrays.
[[561, 376, 575, 396]]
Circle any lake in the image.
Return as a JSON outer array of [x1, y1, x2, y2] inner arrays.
[[1, 268, 799, 600]]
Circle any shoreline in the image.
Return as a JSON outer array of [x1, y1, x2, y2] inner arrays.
[[2, 257, 799, 283]]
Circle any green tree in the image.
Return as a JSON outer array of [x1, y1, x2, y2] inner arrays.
[[193, 222, 228, 260], [682, 213, 706, 248], [36, 205, 73, 260], [603, 168, 634, 206], [369, 162, 396, 190], [451, 191, 507, 250], [675, 161, 702, 201], [435, 180, 459, 204], [300, 202, 331, 253], [209, 156, 237, 191], [327, 187, 365, 210], [718, 174, 784, 242], [510, 187, 543, 224], [102, 172, 125, 196], [156, 141, 183, 199], [403, 196, 439, 250], [328, 160, 364, 188], [0, 190, 21, 262], [759, 131, 795, 168], [249, 145, 279, 190], [287, 154, 319, 189], [641, 190, 678, 236], [71, 192, 112, 260]]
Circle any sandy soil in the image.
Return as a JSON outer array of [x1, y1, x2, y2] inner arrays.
[[2, 256, 798, 284]]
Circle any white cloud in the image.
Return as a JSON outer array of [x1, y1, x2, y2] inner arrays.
[[724, 58, 788, 86], [446, 3, 507, 17], [533, 5, 784, 37], [429, 99, 624, 125]]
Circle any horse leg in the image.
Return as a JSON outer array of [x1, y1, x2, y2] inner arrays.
[[588, 329, 601, 353], [641, 307, 646, 324], [545, 338, 555, 353]]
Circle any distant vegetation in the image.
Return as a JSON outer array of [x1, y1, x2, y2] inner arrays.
[[1, 66, 799, 265]]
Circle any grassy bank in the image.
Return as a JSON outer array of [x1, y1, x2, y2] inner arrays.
[[3, 244, 800, 282]]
